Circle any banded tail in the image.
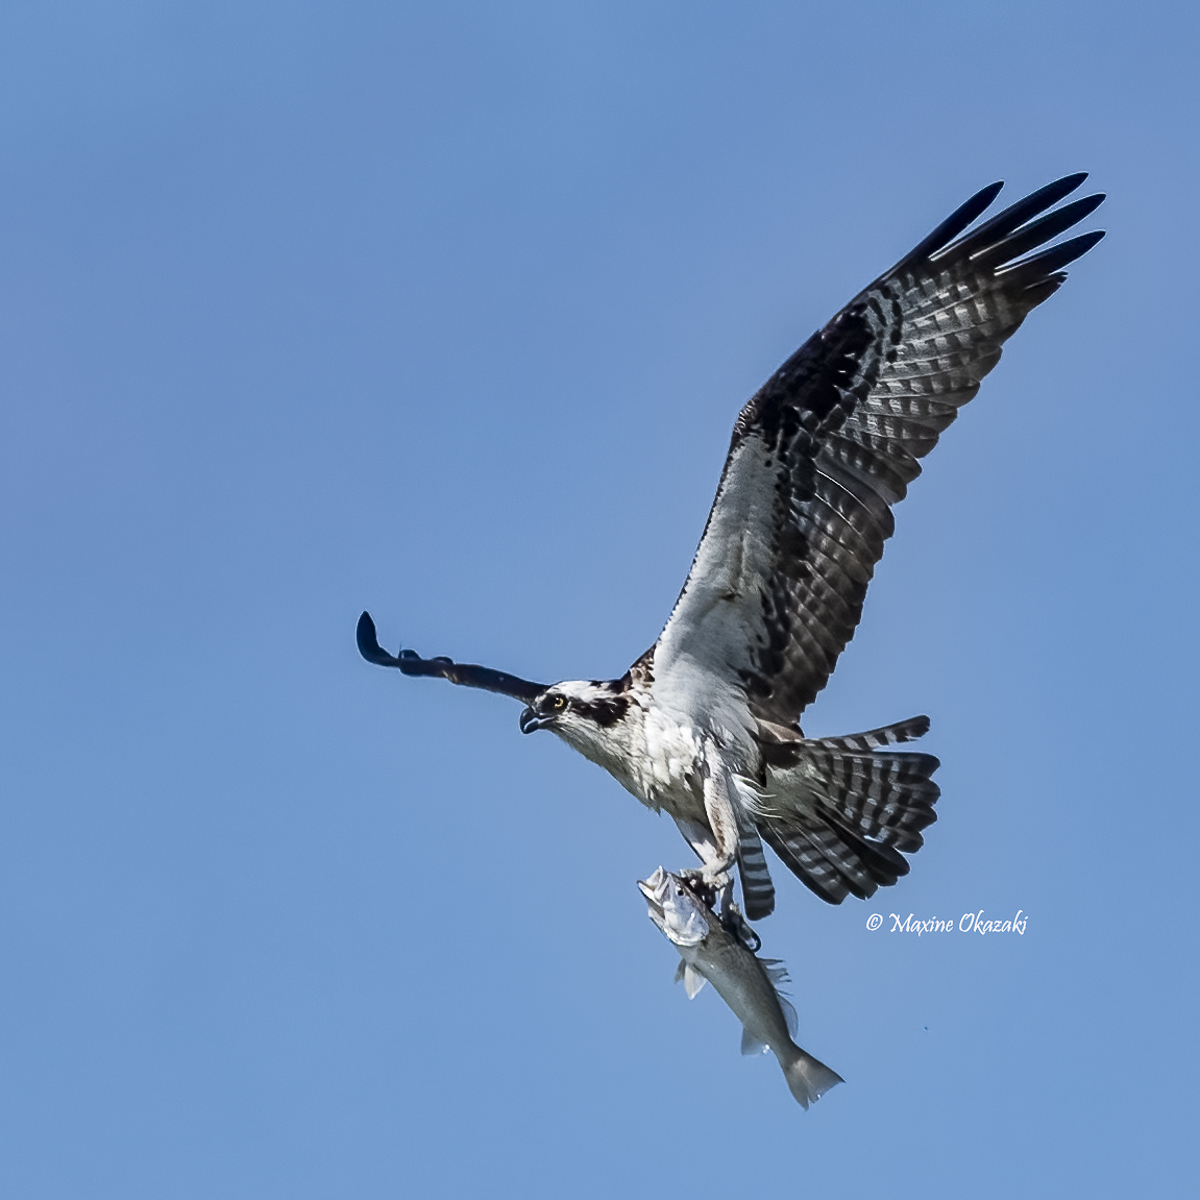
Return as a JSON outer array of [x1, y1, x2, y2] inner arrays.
[[736, 821, 776, 922], [752, 716, 940, 904]]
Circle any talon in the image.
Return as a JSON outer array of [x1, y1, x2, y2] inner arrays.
[[720, 902, 761, 953], [701, 859, 736, 887], [678, 870, 719, 912]]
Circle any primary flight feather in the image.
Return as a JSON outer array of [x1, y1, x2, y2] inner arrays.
[[358, 174, 1104, 921]]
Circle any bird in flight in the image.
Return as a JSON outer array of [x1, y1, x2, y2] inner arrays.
[[358, 174, 1104, 922]]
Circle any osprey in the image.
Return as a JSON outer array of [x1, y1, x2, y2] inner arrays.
[[358, 174, 1104, 921]]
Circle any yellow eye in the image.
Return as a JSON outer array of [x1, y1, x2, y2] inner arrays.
[[551, 695, 566, 711]]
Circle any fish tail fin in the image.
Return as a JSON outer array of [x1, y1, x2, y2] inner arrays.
[[781, 1048, 844, 1109]]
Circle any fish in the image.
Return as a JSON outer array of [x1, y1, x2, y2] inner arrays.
[[639, 867, 844, 1109]]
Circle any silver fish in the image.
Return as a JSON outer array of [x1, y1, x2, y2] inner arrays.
[[639, 867, 843, 1109]]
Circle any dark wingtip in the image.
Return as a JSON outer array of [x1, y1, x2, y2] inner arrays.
[[1010, 227, 1107, 277], [356, 610, 401, 667], [902, 180, 1004, 264], [979, 180, 1005, 206], [1029, 172, 1090, 209]]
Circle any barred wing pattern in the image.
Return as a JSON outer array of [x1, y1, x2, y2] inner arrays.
[[653, 175, 1104, 728]]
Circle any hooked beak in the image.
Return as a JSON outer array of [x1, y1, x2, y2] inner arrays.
[[519, 706, 542, 735]]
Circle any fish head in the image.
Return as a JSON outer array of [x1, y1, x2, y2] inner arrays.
[[638, 868, 710, 948]]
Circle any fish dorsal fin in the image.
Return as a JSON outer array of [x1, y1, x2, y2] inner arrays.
[[761, 958, 791, 988], [682, 963, 707, 999], [740, 1027, 767, 1056], [760, 958, 798, 1038], [673, 959, 687, 985]]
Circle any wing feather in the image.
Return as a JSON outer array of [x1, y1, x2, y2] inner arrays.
[[652, 176, 1104, 725]]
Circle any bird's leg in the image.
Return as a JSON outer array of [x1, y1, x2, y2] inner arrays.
[[673, 759, 740, 905], [672, 816, 734, 908], [698, 758, 740, 887]]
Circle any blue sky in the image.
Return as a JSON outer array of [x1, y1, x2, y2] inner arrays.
[[1, 2, 1197, 1196]]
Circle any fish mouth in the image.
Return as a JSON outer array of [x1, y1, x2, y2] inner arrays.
[[637, 867, 670, 914]]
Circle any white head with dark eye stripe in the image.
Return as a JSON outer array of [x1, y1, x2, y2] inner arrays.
[[519, 680, 632, 740], [517, 679, 648, 789]]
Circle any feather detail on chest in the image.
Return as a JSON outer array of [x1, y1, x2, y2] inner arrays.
[[552, 695, 706, 815]]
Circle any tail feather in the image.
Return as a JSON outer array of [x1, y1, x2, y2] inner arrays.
[[809, 714, 930, 750], [752, 715, 940, 904], [805, 749, 939, 852], [780, 1048, 844, 1109], [761, 814, 904, 903], [736, 824, 776, 921]]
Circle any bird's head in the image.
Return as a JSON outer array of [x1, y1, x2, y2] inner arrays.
[[518, 680, 630, 739]]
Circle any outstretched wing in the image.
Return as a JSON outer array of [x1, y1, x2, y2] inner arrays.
[[356, 611, 546, 702], [652, 175, 1104, 727]]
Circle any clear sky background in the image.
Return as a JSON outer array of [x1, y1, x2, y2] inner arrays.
[[2, 2, 1197, 1196]]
